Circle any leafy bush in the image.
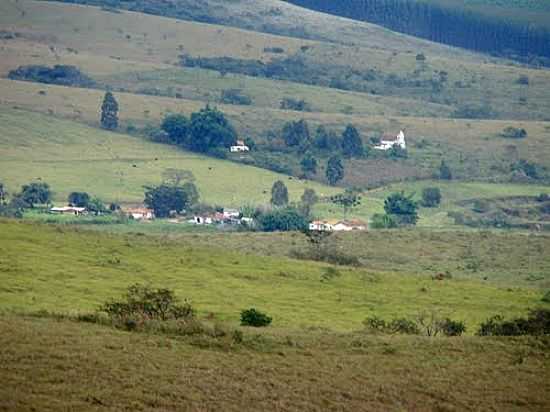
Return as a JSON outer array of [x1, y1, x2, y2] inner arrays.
[[439, 318, 466, 336], [363, 316, 420, 335], [240, 308, 272, 327], [501, 127, 527, 139], [477, 309, 550, 336], [280, 97, 311, 111], [221, 89, 252, 105], [100, 284, 194, 322], [421, 187, 441, 207], [370, 213, 398, 229], [542, 291, 550, 303]]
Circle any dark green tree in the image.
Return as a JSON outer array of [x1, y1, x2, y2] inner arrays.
[[258, 207, 308, 232], [188, 105, 237, 153], [384, 192, 418, 225], [270, 180, 289, 207], [300, 153, 318, 177], [87, 197, 107, 215], [20, 182, 52, 208], [326, 156, 344, 185], [438, 160, 452, 180], [330, 189, 361, 218], [421, 187, 441, 207], [341, 124, 364, 158], [282, 119, 310, 148], [100, 91, 119, 130], [68, 191, 90, 207], [144, 184, 192, 218], [314, 126, 340, 151], [301, 188, 319, 207], [161, 114, 189, 145], [0, 182, 6, 205]]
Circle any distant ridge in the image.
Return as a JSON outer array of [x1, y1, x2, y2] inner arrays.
[[284, 0, 550, 66]]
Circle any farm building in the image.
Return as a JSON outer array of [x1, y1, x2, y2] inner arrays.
[[374, 130, 406, 151]]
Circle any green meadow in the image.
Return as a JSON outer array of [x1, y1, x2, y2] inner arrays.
[[1, 220, 547, 330]]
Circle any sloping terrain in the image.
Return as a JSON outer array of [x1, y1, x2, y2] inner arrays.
[[0, 108, 335, 205]]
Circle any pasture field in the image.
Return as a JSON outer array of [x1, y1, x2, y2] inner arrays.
[[0, 108, 337, 206], [84, 224, 550, 289], [1, 314, 549, 411], [1, 220, 548, 329]]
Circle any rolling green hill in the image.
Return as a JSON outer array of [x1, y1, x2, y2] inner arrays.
[[0, 108, 336, 206]]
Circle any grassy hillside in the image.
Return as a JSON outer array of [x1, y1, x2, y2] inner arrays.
[[3, 80, 550, 187], [2, 0, 550, 122], [2, 315, 549, 411], [1, 220, 546, 328], [0, 108, 336, 205]]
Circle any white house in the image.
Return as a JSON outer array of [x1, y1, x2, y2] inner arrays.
[[309, 220, 336, 232], [50, 206, 87, 215], [309, 219, 367, 232], [374, 130, 406, 151], [124, 207, 154, 220], [230, 140, 250, 153], [223, 208, 240, 219], [192, 215, 213, 225]]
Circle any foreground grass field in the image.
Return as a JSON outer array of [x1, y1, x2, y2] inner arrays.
[[1, 220, 547, 329], [1, 315, 549, 411]]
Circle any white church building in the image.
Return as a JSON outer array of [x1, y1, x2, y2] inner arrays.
[[374, 130, 406, 151]]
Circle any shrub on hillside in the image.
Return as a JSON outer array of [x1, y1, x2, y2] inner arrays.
[[240, 308, 272, 327], [501, 127, 527, 139], [100, 284, 194, 322], [8, 65, 95, 87], [363, 316, 420, 335], [220, 89, 252, 105], [477, 309, 550, 336], [421, 187, 441, 207]]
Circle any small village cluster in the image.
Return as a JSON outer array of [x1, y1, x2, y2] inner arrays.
[[49, 130, 406, 230]]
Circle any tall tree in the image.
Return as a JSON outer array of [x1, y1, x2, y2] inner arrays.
[[68, 192, 90, 208], [341, 124, 364, 158], [326, 156, 344, 185], [188, 105, 237, 153], [0, 182, 6, 205], [144, 184, 189, 218], [100, 91, 119, 130], [282, 119, 310, 148], [384, 191, 418, 225], [330, 190, 361, 218], [300, 153, 318, 177], [438, 160, 452, 180], [270, 180, 289, 207], [161, 114, 189, 145], [19, 182, 52, 208]]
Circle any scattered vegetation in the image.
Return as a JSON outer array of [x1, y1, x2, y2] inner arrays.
[[240, 308, 272, 327], [477, 309, 550, 336], [8, 64, 95, 87]]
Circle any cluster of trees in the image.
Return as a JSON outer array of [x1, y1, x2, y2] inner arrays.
[[285, 0, 550, 65], [0, 182, 112, 217], [8, 65, 96, 87], [160, 105, 238, 156], [144, 182, 199, 218]]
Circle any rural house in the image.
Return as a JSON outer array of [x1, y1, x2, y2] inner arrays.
[[124, 207, 154, 221], [50, 206, 87, 215], [374, 130, 406, 151], [309, 219, 367, 232], [230, 140, 250, 153]]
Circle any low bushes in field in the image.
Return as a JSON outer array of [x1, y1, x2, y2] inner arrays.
[[477, 309, 550, 336], [240, 308, 272, 327], [364, 313, 466, 337]]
